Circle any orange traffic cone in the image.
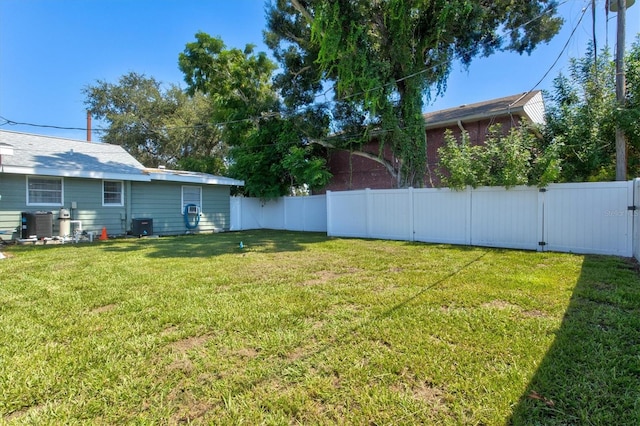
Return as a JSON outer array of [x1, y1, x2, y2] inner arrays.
[[99, 227, 108, 240]]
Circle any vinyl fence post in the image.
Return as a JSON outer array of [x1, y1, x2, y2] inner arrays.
[[465, 186, 472, 245], [626, 180, 634, 257], [326, 191, 333, 237], [634, 179, 640, 261], [366, 188, 373, 239], [537, 187, 546, 252], [408, 187, 415, 241]]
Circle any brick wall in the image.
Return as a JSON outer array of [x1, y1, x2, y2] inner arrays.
[[320, 115, 523, 192]]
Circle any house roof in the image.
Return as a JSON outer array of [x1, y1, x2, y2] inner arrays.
[[0, 130, 149, 181], [423, 90, 545, 129], [0, 130, 244, 186], [144, 168, 245, 186]]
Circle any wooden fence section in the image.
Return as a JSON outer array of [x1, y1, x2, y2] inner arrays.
[[231, 180, 639, 258]]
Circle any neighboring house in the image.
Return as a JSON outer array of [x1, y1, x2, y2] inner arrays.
[[322, 90, 545, 191], [0, 130, 243, 241]]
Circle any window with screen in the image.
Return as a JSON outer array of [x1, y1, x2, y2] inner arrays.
[[27, 176, 63, 205], [182, 186, 202, 212], [103, 180, 124, 206]]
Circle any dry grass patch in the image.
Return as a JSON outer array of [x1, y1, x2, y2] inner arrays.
[[301, 268, 362, 286], [481, 299, 520, 310], [168, 334, 212, 353], [233, 347, 260, 359], [4, 403, 46, 422], [167, 385, 216, 424], [522, 309, 548, 318], [90, 303, 117, 314]]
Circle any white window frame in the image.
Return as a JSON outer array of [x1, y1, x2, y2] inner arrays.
[[26, 176, 64, 206], [102, 180, 124, 207], [181, 185, 202, 213]]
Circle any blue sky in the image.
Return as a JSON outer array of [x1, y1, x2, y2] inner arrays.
[[0, 0, 639, 141]]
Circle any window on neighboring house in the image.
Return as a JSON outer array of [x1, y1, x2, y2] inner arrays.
[[27, 176, 63, 205], [103, 180, 124, 206], [182, 185, 202, 212]]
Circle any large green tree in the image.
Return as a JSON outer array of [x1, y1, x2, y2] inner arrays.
[[179, 32, 279, 146], [179, 32, 331, 197], [265, 0, 563, 188], [83, 72, 226, 174]]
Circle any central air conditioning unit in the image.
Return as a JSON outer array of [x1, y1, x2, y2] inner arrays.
[[21, 211, 54, 239], [131, 218, 153, 237]]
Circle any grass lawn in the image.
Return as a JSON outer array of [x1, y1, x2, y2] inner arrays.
[[1, 230, 639, 425]]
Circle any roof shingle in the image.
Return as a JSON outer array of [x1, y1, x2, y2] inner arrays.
[[423, 91, 544, 128]]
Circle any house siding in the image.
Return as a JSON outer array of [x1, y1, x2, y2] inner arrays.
[[0, 174, 26, 239], [66, 178, 128, 236], [130, 181, 231, 235], [0, 175, 232, 240], [522, 91, 545, 124], [323, 141, 397, 192]]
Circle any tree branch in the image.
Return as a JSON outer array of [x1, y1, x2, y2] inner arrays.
[[290, 0, 314, 24], [290, 65, 311, 78], [308, 138, 398, 180]]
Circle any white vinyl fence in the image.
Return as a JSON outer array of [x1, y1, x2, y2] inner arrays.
[[635, 179, 640, 262], [232, 179, 640, 258], [230, 195, 327, 232]]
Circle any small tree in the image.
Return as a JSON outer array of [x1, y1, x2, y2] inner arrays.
[[228, 116, 331, 198], [543, 45, 617, 182], [621, 37, 640, 175], [437, 130, 480, 189], [438, 123, 560, 190], [543, 40, 640, 181]]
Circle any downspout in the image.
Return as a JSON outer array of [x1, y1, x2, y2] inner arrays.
[[507, 92, 528, 127], [125, 181, 132, 233], [457, 120, 466, 133]]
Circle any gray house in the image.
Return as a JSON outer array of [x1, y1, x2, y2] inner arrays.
[[0, 130, 243, 241]]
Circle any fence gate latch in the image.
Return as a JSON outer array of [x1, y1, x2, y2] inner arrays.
[[538, 241, 547, 246], [628, 206, 637, 211]]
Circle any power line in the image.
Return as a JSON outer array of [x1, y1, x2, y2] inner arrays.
[[521, 2, 589, 97], [0, 116, 94, 132], [0, 114, 281, 133]]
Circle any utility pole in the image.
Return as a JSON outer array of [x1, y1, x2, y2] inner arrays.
[[613, 0, 629, 181]]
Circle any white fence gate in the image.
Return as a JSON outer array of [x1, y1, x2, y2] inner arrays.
[[542, 182, 633, 256], [231, 180, 640, 258]]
